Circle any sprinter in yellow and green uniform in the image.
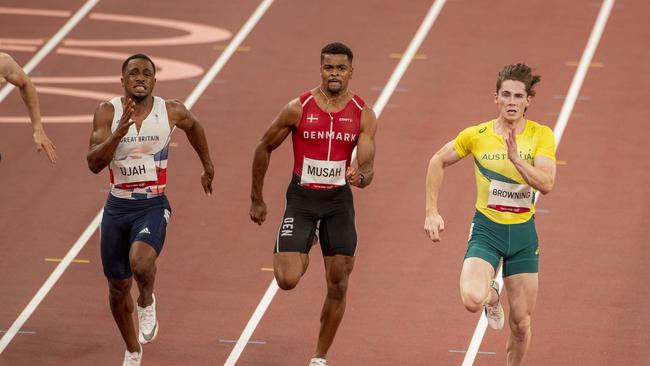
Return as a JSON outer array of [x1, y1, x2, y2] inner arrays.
[[424, 64, 557, 366]]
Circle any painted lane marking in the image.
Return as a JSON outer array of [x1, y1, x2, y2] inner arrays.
[[44, 258, 90, 264], [220, 339, 267, 345], [565, 60, 603, 67], [0, 330, 37, 335], [449, 349, 496, 355], [461, 1, 616, 365], [0, 0, 100, 103], [389, 52, 427, 59]]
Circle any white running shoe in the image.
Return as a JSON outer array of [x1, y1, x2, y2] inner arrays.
[[484, 280, 504, 330], [122, 347, 142, 366], [137, 294, 159, 344], [309, 357, 328, 366]]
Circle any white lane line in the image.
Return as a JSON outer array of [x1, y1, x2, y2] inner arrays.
[[186, 0, 274, 109], [0, 0, 274, 355], [373, 0, 447, 117], [223, 1, 449, 364], [461, 1, 616, 364], [0, 211, 102, 354], [223, 280, 279, 366], [0, 0, 100, 103]]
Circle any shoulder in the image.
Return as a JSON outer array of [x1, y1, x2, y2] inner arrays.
[[164, 98, 189, 119], [164, 98, 185, 111], [351, 94, 366, 110], [526, 120, 554, 137], [95, 101, 115, 116], [281, 97, 303, 124], [0, 52, 13, 66], [92, 101, 116, 127], [458, 120, 491, 138], [0, 53, 16, 77]]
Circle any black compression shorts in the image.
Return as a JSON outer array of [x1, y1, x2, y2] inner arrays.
[[274, 175, 357, 256]]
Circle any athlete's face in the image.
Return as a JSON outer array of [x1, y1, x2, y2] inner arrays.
[[320, 54, 353, 95], [495, 80, 531, 122], [121, 58, 156, 100]]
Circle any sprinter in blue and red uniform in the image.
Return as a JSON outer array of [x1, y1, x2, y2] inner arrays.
[[250, 42, 377, 366], [87, 54, 214, 366]]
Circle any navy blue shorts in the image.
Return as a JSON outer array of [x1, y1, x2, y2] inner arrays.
[[100, 194, 172, 279], [275, 175, 357, 257]]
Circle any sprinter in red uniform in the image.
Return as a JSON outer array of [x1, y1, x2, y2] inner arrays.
[[250, 43, 377, 366]]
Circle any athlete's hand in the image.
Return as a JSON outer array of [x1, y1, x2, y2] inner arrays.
[[114, 98, 136, 138], [346, 166, 363, 187], [201, 167, 214, 196], [505, 129, 520, 163], [249, 200, 267, 225], [33, 127, 57, 163], [424, 212, 445, 242]]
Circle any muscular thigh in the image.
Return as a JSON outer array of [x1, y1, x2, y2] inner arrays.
[[319, 206, 357, 257], [274, 205, 318, 254], [504, 273, 538, 320]]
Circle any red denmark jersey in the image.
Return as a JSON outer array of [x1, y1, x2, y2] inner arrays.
[[292, 90, 364, 190]]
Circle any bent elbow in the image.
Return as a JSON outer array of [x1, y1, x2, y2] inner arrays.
[[87, 157, 103, 174], [539, 181, 555, 195]]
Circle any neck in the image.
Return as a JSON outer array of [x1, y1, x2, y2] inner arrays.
[[495, 116, 526, 133], [318, 87, 349, 105]]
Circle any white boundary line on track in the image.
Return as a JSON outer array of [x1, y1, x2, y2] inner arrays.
[[223, 1, 448, 364], [461, 0, 616, 364], [0, 0, 275, 355], [0, 0, 100, 103]]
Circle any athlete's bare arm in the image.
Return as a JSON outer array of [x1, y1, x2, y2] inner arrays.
[[505, 129, 556, 194], [87, 99, 135, 173], [424, 141, 464, 242], [249, 99, 302, 225], [346, 106, 377, 188], [167, 99, 214, 196], [0, 52, 57, 163]]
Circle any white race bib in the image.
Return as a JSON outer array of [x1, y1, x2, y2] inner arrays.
[[487, 180, 533, 213], [300, 157, 346, 186], [112, 155, 158, 186]]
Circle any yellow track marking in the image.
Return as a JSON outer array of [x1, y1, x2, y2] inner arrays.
[[390, 53, 427, 60], [565, 61, 603, 67], [45, 258, 90, 264]]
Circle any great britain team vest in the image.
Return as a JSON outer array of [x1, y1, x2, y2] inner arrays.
[[108, 96, 172, 200]]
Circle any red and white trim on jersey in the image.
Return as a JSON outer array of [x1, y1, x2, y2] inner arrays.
[[108, 96, 173, 200], [292, 90, 364, 190]]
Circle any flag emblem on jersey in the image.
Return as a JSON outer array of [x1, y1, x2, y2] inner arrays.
[[306, 114, 319, 123]]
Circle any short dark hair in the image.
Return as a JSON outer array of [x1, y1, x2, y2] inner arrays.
[[320, 42, 353, 64], [121, 53, 156, 75], [496, 63, 541, 97]]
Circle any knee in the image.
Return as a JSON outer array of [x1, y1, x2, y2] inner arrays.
[[131, 260, 154, 280], [509, 315, 532, 339], [275, 274, 300, 291], [460, 286, 490, 313], [326, 278, 348, 301], [108, 281, 131, 303]]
